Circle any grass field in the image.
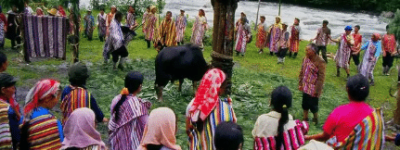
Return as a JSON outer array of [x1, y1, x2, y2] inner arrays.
[[3, 11, 399, 149]]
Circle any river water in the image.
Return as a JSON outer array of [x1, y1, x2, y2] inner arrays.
[[80, 0, 388, 40], [164, 0, 388, 41]]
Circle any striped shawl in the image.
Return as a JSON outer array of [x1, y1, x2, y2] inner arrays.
[[0, 102, 12, 150], [27, 114, 61, 150], [60, 87, 91, 125]]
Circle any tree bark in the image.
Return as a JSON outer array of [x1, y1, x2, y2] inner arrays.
[[395, 88, 400, 124], [210, 0, 238, 95]]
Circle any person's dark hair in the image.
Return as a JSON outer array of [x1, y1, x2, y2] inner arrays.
[[113, 71, 143, 121], [20, 122, 31, 149], [100, 8, 105, 11], [346, 74, 369, 101], [215, 122, 244, 150], [323, 20, 329, 25], [307, 43, 318, 54], [146, 6, 151, 9], [146, 145, 163, 150], [295, 17, 300, 24], [271, 86, 292, 150], [260, 16, 265, 19], [355, 25, 360, 30], [166, 11, 172, 15], [115, 11, 123, 21], [0, 52, 7, 67], [386, 25, 390, 31]]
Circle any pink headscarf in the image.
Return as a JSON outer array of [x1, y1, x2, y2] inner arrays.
[[189, 68, 226, 122], [61, 108, 106, 150], [138, 107, 181, 150], [24, 79, 60, 116], [372, 33, 381, 41]]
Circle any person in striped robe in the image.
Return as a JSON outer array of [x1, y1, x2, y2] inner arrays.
[[190, 9, 208, 51], [299, 43, 326, 125], [175, 9, 187, 46], [267, 16, 282, 55], [142, 6, 150, 36], [97, 8, 107, 42], [289, 18, 301, 58], [253, 86, 309, 150], [186, 68, 237, 150], [125, 6, 138, 47], [0, 6, 6, 50], [306, 74, 385, 150], [234, 16, 251, 56], [84, 9, 95, 41], [144, 6, 157, 49], [256, 16, 268, 54], [20, 79, 64, 150], [154, 11, 177, 52], [61, 108, 107, 150], [332, 26, 354, 78], [0, 73, 21, 150], [109, 72, 151, 150], [60, 63, 106, 125]]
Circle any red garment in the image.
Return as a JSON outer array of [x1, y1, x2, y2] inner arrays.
[[383, 34, 396, 53], [0, 13, 7, 27], [188, 68, 226, 122], [24, 79, 60, 115], [323, 101, 373, 142], [351, 33, 362, 52], [58, 6, 66, 17]]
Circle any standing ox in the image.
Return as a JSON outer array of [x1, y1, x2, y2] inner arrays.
[[155, 44, 209, 101]]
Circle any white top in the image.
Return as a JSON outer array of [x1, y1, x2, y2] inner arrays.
[[252, 111, 297, 138]]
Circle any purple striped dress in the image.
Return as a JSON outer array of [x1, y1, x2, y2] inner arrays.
[[109, 95, 151, 150]]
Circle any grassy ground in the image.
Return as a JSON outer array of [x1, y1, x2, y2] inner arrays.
[[3, 10, 399, 149]]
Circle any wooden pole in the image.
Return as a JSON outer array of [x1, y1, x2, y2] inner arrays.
[[254, 0, 261, 31], [211, 0, 238, 95], [278, 0, 281, 16]]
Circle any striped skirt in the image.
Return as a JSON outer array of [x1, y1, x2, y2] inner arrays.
[[187, 98, 237, 150]]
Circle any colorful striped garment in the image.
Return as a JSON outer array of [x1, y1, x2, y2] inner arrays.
[[0, 18, 4, 47], [23, 15, 68, 60], [84, 14, 95, 39], [256, 22, 268, 49], [144, 13, 157, 41], [175, 15, 187, 43], [235, 22, 251, 53], [300, 58, 319, 97], [0, 102, 12, 150], [156, 18, 177, 48], [109, 95, 151, 150], [190, 16, 207, 48], [27, 114, 62, 150], [103, 19, 124, 60], [315, 27, 330, 46], [326, 110, 385, 150], [142, 12, 148, 34], [187, 97, 237, 150], [289, 25, 300, 53], [335, 33, 354, 69], [254, 120, 309, 150], [268, 24, 282, 53], [360, 40, 381, 80], [97, 13, 107, 38], [60, 86, 91, 125]]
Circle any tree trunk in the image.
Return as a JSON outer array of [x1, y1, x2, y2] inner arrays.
[[73, 0, 80, 62], [210, 0, 238, 95], [395, 88, 400, 124]]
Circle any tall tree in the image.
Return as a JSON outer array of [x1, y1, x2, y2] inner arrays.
[[210, 0, 238, 95], [390, 9, 400, 125]]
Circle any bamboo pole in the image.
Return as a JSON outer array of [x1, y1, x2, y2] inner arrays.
[[278, 0, 281, 16], [254, 0, 261, 31]]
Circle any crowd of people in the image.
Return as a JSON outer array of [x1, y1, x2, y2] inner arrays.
[[0, 2, 400, 150]]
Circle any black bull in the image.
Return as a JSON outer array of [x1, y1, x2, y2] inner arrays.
[[155, 44, 209, 101]]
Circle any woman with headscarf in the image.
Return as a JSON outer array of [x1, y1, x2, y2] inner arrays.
[[20, 79, 64, 150], [61, 108, 107, 150], [359, 33, 382, 86], [0, 73, 21, 150], [190, 9, 208, 50], [256, 16, 268, 54], [186, 68, 237, 150], [138, 107, 181, 150], [109, 71, 151, 150], [332, 26, 354, 79], [234, 16, 251, 56], [252, 86, 309, 150], [0, 6, 6, 49], [267, 16, 282, 55]]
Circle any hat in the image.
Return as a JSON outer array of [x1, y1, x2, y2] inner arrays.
[[68, 63, 90, 81], [111, 5, 116, 9], [345, 25, 353, 31], [0, 73, 17, 88], [150, 5, 156, 11], [47, 8, 57, 16]]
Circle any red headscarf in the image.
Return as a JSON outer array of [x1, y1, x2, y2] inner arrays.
[[58, 5, 66, 17], [189, 68, 226, 122], [24, 79, 60, 116], [372, 33, 381, 41]]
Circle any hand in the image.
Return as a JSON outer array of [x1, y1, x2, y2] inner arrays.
[[385, 133, 396, 141], [102, 117, 109, 123]]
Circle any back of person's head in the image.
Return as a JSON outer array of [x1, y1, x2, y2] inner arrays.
[[271, 86, 292, 150], [0, 52, 7, 72], [215, 122, 243, 150], [68, 63, 89, 87], [386, 25, 390, 31], [307, 43, 318, 54], [115, 11, 123, 20], [347, 74, 369, 102], [114, 71, 144, 121], [355, 25, 360, 30]]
